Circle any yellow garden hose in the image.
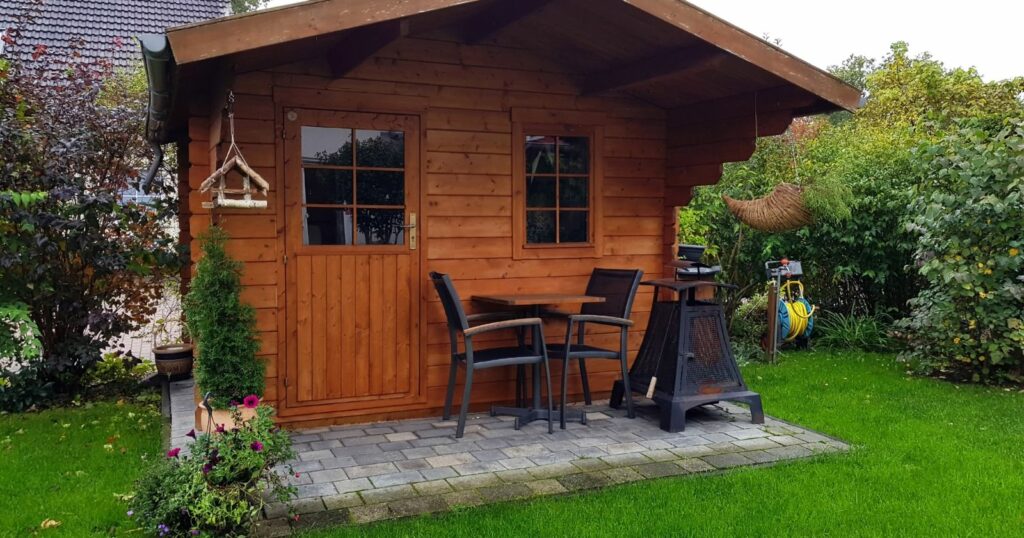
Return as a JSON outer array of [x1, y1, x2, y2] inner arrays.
[[781, 281, 816, 341]]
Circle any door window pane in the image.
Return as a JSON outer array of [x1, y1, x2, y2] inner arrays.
[[525, 136, 556, 174], [302, 127, 353, 165], [526, 176, 556, 208], [357, 209, 405, 245], [357, 171, 405, 206], [305, 208, 353, 245], [304, 169, 353, 205], [558, 137, 589, 173], [526, 211, 556, 244], [559, 211, 588, 243], [356, 130, 404, 168], [559, 177, 588, 208]]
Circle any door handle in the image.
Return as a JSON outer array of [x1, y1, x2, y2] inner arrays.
[[405, 213, 417, 250]]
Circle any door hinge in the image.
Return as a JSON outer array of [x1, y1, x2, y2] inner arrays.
[[283, 254, 288, 265], [284, 377, 289, 388]]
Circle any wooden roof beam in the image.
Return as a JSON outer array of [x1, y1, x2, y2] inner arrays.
[[581, 45, 727, 95], [327, 20, 409, 79], [460, 0, 552, 44]]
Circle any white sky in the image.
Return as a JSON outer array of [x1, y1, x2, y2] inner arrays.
[[266, 0, 1023, 81]]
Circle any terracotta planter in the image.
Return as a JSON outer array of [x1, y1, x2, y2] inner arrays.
[[154, 343, 193, 379], [196, 405, 258, 432]]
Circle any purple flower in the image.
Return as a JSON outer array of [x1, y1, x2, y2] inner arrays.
[[215, 424, 226, 433], [126, 510, 134, 517], [157, 523, 170, 536], [202, 463, 213, 474], [250, 441, 264, 452], [243, 395, 260, 409], [166, 448, 180, 458], [229, 400, 239, 407], [186, 429, 196, 439], [191, 531, 200, 536]]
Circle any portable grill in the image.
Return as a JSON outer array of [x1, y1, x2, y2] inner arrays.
[[610, 279, 764, 432]]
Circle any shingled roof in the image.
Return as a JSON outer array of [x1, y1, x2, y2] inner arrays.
[[0, 0, 229, 67]]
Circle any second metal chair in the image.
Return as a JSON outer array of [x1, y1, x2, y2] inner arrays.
[[547, 268, 644, 428]]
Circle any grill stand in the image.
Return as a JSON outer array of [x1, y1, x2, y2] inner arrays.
[[610, 279, 763, 432]]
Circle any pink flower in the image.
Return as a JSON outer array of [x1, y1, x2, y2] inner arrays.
[[215, 424, 226, 433], [250, 441, 264, 452], [186, 429, 196, 439], [166, 448, 181, 458], [294, 472, 301, 478], [243, 395, 260, 409]]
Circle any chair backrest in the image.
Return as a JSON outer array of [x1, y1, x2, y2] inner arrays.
[[429, 271, 469, 333], [581, 268, 644, 319]]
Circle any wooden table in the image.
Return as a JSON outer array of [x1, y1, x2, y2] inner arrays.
[[471, 293, 605, 428]]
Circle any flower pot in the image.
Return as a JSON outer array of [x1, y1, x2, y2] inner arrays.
[[154, 343, 193, 380], [196, 404, 258, 433]]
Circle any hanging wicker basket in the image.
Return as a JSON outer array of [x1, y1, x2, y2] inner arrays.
[[722, 182, 813, 232]]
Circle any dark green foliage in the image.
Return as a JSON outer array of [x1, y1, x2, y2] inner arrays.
[[130, 403, 295, 537], [0, 44, 180, 395], [184, 227, 264, 407], [898, 118, 1024, 383], [0, 362, 54, 412], [815, 313, 895, 352]]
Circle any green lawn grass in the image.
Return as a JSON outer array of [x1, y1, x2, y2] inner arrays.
[[304, 351, 1024, 537], [0, 399, 163, 536]]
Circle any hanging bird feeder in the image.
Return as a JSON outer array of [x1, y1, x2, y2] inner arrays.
[[199, 91, 270, 210]]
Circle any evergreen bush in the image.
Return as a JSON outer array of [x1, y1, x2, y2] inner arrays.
[[184, 227, 264, 407]]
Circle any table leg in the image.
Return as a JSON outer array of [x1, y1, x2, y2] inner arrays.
[[490, 305, 586, 428]]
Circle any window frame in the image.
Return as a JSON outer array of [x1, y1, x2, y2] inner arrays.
[[300, 127, 407, 247], [512, 111, 604, 260], [284, 109, 420, 257]]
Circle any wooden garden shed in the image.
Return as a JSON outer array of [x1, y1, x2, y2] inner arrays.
[[141, 0, 861, 427]]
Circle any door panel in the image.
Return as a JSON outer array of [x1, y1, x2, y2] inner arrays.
[[283, 109, 422, 415]]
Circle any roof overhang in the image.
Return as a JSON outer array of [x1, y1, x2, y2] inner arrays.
[[164, 0, 860, 111], [144, 0, 863, 144]]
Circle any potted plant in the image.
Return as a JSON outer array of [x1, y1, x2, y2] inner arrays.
[[148, 277, 194, 379], [183, 226, 265, 432]]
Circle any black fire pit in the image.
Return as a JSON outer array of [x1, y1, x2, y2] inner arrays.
[[610, 279, 764, 432]]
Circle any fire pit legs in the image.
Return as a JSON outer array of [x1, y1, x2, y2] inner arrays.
[[611, 279, 764, 433]]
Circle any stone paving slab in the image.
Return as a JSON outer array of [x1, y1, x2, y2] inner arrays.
[[248, 400, 848, 535]]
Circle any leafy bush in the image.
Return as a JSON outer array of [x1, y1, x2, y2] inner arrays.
[[0, 38, 180, 394], [679, 42, 1024, 321], [815, 313, 895, 352], [82, 353, 157, 398], [728, 292, 768, 364], [898, 118, 1024, 383], [130, 399, 295, 537], [184, 227, 264, 408]]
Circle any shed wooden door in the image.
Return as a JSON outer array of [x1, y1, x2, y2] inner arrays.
[[282, 109, 422, 416]]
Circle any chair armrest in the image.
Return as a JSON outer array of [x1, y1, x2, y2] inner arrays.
[[568, 314, 633, 328], [466, 311, 523, 324], [464, 317, 543, 337]]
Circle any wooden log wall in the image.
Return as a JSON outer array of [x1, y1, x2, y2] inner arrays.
[[180, 35, 800, 425]]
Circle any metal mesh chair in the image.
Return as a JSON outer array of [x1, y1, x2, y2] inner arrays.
[[547, 268, 643, 427], [429, 272, 554, 437]]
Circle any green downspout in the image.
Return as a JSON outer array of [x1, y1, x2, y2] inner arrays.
[[139, 34, 173, 193]]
